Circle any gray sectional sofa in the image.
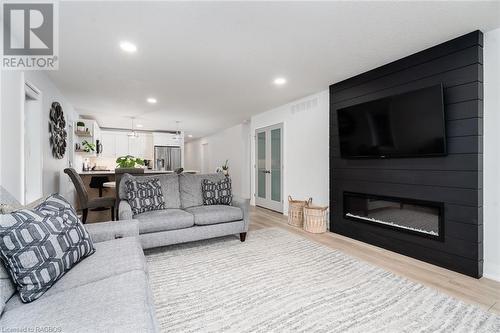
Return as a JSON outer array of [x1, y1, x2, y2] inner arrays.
[[0, 173, 249, 331], [118, 172, 250, 249], [0, 217, 158, 332]]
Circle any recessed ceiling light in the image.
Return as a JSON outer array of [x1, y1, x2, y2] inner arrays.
[[146, 97, 157, 104], [119, 41, 137, 53], [273, 77, 287, 85], [187, 134, 193, 138], [136, 124, 143, 128]]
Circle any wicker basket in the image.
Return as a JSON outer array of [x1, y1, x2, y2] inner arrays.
[[287, 196, 312, 228], [303, 205, 329, 233]]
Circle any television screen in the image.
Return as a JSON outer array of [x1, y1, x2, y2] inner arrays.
[[337, 84, 446, 158]]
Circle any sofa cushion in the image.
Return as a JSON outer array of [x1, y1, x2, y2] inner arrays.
[[179, 173, 225, 208], [185, 205, 243, 226], [0, 194, 95, 303], [0, 263, 15, 315], [134, 209, 194, 234], [0, 186, 21, 313], [39, 237, 145, 302], [125, 178, 165, 215], [0, 270, 157, 332], [120, 173, 181, 209]]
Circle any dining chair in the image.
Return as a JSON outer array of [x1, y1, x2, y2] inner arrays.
[[64, 168, 115, 223]]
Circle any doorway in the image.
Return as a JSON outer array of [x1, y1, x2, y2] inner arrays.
[[24, 82, 43, 204], [255, 123, 283, 212]]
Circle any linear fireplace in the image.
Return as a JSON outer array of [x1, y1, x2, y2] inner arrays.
[[343, 192, 444, 241]]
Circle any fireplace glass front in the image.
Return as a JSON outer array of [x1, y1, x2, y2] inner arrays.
[[343, 192, 443, 239]]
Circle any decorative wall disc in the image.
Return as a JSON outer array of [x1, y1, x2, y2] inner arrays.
[[49, 102, 67, 159]]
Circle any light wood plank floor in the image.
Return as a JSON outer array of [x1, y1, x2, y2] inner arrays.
[[249, 206, 500, 315]]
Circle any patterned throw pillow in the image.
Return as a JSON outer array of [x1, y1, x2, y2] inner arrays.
[[202, 178, 232, 206], [201, 179, 218, 205], [0, 194, 95, 303], [125, 178, 165, 215]]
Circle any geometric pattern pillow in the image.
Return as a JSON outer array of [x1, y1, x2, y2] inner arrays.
[[125, 178, 165, 215], [201, 179, 218, 205], [0, 194, 95, 303], [217, 177, 232, 205], [201, 177, 232, 206]]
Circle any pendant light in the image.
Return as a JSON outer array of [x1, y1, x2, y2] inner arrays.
[[174, 121, 181, 140], [128, 117, 139, 138]]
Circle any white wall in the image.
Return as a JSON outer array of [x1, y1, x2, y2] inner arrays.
[[0, 70, 79, 204], [483, 27, 500, 281], [250, 90, 329, 215], [0, 71, 24, 202], [184, 123, 251, 199]]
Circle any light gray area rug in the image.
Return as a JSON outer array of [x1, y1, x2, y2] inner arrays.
[[146, 228, 500, 332]]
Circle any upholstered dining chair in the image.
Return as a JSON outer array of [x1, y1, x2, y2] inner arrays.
[[64, 168, 115, 223]]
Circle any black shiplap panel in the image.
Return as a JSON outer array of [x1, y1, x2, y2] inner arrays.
[[332, 79, 482, 110], [446, 100, 483, 120], [331, 30, 483, 94], [444, 82, 483, 103], [333, 169, 481, 189], [332, 154, 482, 171], [332, 222, 482, 277], [333, 49, 481, 103], [337, 179, 481, 207], [447, 136, 482, 154], [446, 221, 482, 243], [446, 118, 483, 137], [329, 31, 483, 278], [446, 204, 482, 225]]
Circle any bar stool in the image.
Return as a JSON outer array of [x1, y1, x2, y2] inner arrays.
[[89, 176, 110, 211]]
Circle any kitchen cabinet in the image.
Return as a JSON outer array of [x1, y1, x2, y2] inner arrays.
[[129, 133, 153, 159], [115, 133, 130, 157], [99, 130, 154, 160], [153, 132, 183, 147], [100, 132, 116, 158]]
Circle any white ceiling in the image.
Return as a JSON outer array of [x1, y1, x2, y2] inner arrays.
[[49, 1, 500, 139]]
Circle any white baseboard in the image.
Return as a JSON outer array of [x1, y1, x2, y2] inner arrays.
[[483, 262, 500, 282]]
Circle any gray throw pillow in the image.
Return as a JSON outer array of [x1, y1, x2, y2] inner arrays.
[[202, 178, 232, 206], [0, 194, 95, 303], [125, 178, 165, 215]]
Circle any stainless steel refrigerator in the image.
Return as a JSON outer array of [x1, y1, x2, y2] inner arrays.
[[154, 146, 182, 171]]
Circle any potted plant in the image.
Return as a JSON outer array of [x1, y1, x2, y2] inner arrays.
[[116, 155, 145, 168], [81, 140, 95, 153], [76, 121, 85, 133], [216, 160, 229, 176]]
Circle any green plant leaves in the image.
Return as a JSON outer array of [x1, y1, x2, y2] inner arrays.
[[116, 155, 145, 168]]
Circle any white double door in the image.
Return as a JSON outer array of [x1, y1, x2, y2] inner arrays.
[[255, 124, 283, 212]]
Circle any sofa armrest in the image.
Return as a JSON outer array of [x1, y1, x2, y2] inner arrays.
[[233, 196, 250, 231], [119, 200, 133, 221], [85, 220, 139, 243]]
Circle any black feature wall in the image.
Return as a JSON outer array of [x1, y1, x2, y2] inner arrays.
[[329, 31, 483, 278]]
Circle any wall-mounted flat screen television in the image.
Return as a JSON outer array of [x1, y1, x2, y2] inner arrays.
[[337, 84, 446, 159]]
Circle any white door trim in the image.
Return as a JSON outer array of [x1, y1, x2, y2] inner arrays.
[[255, 123, 283, 212]]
